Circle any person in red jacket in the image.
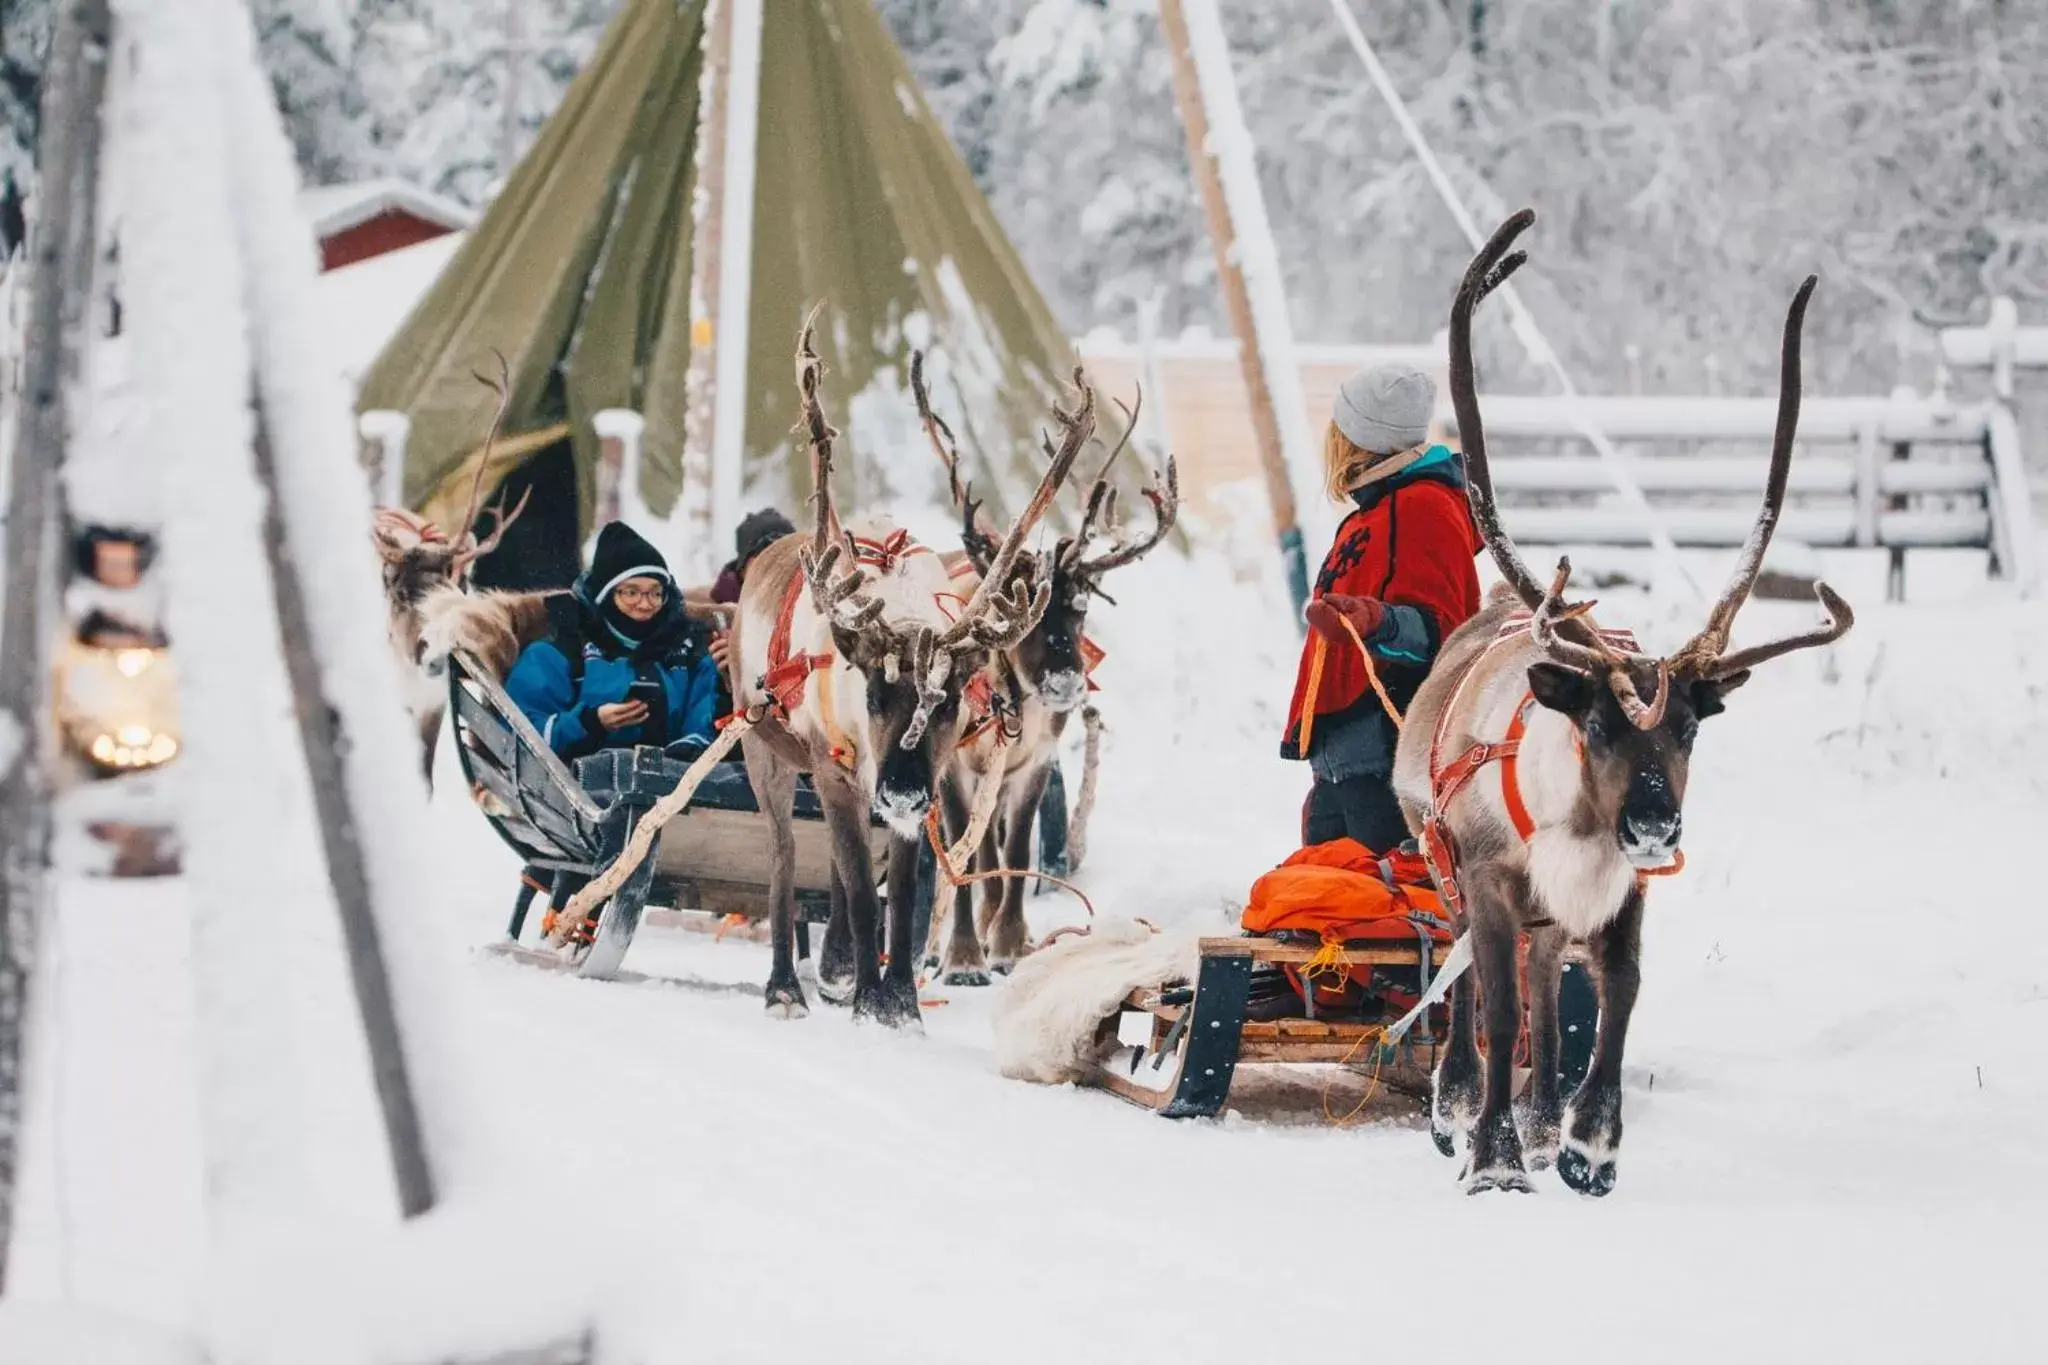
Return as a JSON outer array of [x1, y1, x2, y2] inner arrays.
[[1281, 363, 1481, 850]]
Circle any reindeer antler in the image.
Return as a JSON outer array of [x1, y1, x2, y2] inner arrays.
[[913, 349, 1003, 571], [1666, 277, 1852, 680], [1056, 386, 1177, 580], [1452, 217, 1850, 705], [793, 308, 882, 628], [1531, 558, 1670, 730], [446, 351, 517, 576], [1448, 210, 1544, 612], [934, 368, 1095, 653]]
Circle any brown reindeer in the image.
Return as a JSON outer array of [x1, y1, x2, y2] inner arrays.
[[729, 321, 1092, 1024], [911, 354, 1178, 983], [1391, 209, 1853, 1195], [370, 361, 536, 783]]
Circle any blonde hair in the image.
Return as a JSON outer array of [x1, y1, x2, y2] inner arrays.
[[1324, 422, 1426, 502]]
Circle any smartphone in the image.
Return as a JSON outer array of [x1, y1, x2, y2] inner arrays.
[[626, 679, 665, 711]]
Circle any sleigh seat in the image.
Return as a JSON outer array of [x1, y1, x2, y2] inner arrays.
[[446, 647, 889, 979]]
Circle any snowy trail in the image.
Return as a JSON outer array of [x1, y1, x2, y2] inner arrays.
[[13, 547, 2047, 1361]]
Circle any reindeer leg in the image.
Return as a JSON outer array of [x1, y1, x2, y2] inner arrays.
[[1463, 884, 1532, 1194], [936, 770, 990, 987], [877, 829, 924, 1027], [816, 859, 857, 1006], [987, 762, 1051, 972], [815, 767, 903, 1027], [1430, 940, 1482, 1159], [1519, 927, 1567, 1170], [745, 749, 807, 1019], [1560, 887, 1643, 1197]]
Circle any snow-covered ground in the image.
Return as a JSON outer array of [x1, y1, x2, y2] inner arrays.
[[6, 534, 2044, 1362]]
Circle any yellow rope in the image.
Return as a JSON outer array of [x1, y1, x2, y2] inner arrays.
[[1323, 1024, 1391, 1126], [1298, 610, 1404, 756]]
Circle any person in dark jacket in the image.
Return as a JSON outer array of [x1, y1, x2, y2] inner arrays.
[[1281, 363, 1482, 851], [506, 522, 719, 761]]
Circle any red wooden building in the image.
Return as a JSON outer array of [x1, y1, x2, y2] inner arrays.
[[298, 179, 476, 273]]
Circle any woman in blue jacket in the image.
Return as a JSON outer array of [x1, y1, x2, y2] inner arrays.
[[506, 522, 719, 761]]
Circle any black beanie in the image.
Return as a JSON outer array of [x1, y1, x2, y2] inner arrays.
[[586, 522, 673, 604], [734, 507, 796, 570]]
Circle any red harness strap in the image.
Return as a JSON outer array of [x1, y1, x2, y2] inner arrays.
[[758, 571, 832, 715]]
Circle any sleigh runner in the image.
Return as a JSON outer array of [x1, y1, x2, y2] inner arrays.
[[448, 647, 891, 978]]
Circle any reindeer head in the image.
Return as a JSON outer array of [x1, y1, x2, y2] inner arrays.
[[1452, 210, 1853, 868], [913, 353, 1174, 714], [793, 322, 1091, 830], [369, 356, 532, 673]]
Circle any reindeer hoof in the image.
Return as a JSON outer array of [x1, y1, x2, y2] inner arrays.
[[853, 980, 923, 1031], [1431, 1126, 1458, 1159], [1557, 1146, 1617, 1197], [1465, 1167, 1535, 1196], [940, 968, 992, 988], [816, 972, 857, 1007], [987, 958, 1020, 977], [764, 982, 810, 1020]]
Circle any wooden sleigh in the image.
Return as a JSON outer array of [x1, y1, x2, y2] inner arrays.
[[1086, 933, 1598, 1119], [447, 648, 892, 979]]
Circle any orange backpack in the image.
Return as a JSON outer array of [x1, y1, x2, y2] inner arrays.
[[1242, 838, 1452, 1013]]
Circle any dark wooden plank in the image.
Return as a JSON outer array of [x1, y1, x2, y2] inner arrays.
[[453, 682, 521, 772]]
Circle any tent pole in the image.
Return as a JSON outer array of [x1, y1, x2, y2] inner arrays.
[[676, 0, 735, 580], [707, 0, 763, 564], [1159, 0, 1321, 623]]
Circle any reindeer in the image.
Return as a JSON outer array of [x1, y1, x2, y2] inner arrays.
[[910, 354, 1178, 984], [729, 321, 1091, 1024], [370, 361, 536, 783], [1392, 209, 1853, 1195]]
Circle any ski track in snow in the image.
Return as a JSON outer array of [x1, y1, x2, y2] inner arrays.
[[10, 546, 2047, 1362]]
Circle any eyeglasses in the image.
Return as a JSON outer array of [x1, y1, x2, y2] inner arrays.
[[613, 584, 667, 606]]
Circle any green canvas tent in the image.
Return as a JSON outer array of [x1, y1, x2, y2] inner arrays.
[[357, 0, 1099, 582]]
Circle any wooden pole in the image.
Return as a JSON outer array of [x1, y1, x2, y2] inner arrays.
[[676, 0, 734, 581], [1159, 0, 1312, 618], [0, 0, 110, 1290]]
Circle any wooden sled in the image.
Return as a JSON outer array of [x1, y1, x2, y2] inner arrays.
[[448, 648, 890, 980], [1086, 936, 1597, 1119]]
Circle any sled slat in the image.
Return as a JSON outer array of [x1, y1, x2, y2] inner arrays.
[[454, 681, 522, 771], [1199, 936, 1449, 967]]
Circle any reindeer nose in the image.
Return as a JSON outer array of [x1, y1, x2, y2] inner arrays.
[[1620, 812, 1681, 867], [871, 783, 931, 837]]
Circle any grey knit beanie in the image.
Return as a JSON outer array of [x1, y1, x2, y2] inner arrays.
[[1333, 363, 1436, 455]]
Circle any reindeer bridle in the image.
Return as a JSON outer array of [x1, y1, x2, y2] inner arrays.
[[1447, 209, 1854, 726]]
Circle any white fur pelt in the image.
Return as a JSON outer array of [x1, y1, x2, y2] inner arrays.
[[991, 918, 1205, 1084]]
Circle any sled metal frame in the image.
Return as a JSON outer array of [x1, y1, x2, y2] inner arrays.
[[447, 648, 880, 980], [1087, 936, 1597, 1119]]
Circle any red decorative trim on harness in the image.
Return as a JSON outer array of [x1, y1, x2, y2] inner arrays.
[[850, 529, 932, 573]]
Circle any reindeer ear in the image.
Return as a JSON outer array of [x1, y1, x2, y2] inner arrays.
[[1527, 661, 1596, 716], [1689, 670, 1750, 720]]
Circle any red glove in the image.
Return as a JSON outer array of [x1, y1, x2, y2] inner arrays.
[[1305, 593, 1386, 646]]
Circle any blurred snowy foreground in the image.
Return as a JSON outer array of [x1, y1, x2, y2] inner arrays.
[[3, 541, 2043, 1363]]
